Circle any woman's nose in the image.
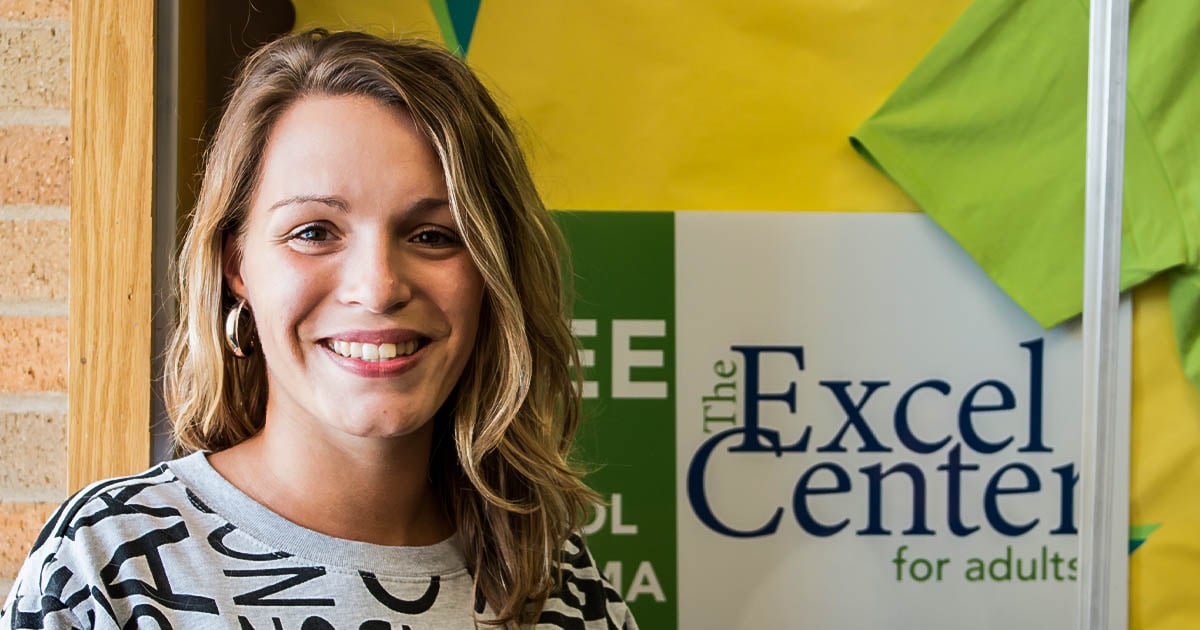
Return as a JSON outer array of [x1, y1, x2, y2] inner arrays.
[[339, 236, 412, 313]]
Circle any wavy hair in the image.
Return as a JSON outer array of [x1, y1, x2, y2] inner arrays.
[[163, 29, 596, 626]]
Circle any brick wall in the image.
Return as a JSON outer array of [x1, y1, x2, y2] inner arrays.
[[0, 0, 71, 592]]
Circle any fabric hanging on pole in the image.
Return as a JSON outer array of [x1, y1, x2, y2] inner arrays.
[[851, 0, 1200, 389], [852, 0, 1200, 628]]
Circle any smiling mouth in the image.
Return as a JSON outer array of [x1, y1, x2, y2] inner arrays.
[[324, 339, 428, 362]]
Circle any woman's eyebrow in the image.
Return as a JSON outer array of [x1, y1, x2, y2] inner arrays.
[[267, 196, 450, 215], [407, 197, 451, 216], [268, 194, 349, 212]]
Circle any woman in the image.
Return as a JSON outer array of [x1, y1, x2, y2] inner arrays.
[[2, 30, 636, 629]]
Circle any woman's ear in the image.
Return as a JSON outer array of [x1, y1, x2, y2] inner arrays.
[[222, 232, 248, 301]]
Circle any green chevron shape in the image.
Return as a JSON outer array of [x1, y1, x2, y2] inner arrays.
[[1129, 523, 1161, 554], [429, 0, 481, 57]]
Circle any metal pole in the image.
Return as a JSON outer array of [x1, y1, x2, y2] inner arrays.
[[1078, 0, 1130, 627]]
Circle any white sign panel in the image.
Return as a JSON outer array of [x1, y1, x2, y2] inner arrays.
[[672, 212, 1129, 628]]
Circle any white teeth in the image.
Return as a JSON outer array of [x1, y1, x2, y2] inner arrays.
[[329, 340, 419, 361]]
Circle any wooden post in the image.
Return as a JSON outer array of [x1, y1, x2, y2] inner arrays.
[[69, 0, 156, 490]]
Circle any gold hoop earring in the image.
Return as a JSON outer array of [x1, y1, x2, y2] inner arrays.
[[224, 298, 255, 358]]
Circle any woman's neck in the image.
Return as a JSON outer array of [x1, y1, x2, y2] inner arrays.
[[208, 415, 453, 547]]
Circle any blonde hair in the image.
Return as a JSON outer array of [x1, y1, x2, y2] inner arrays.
[[164, 29, 596, 626]]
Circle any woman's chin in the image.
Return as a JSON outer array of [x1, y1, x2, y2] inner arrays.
[[322, 407, 436, 442]]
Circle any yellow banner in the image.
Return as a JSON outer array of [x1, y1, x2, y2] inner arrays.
[[291, 2, 1200, 627]]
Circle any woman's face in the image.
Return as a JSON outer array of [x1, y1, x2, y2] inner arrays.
[[225, 94, 485, 444]]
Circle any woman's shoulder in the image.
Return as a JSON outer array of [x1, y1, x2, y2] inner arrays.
[[24, 458, 197, 555], [1, 457, 212, 627], [539, 533, 639, 629]]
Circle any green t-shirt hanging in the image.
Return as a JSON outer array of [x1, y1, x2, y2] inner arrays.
[[851, 0, 1200, 385]]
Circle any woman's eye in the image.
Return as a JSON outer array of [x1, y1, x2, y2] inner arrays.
[[411, 228, 460, 247], [290, 224, 331, 242]]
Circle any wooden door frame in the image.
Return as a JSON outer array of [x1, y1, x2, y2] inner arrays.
[[69, 0, 157, 490], [67, 0, 294, 489]]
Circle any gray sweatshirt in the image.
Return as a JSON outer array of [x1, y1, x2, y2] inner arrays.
[[1, 452, 636, 629]]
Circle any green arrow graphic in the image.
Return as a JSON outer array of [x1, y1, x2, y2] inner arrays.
[[429, 0, 481, 57], [1129, 523, 1161, 554]]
